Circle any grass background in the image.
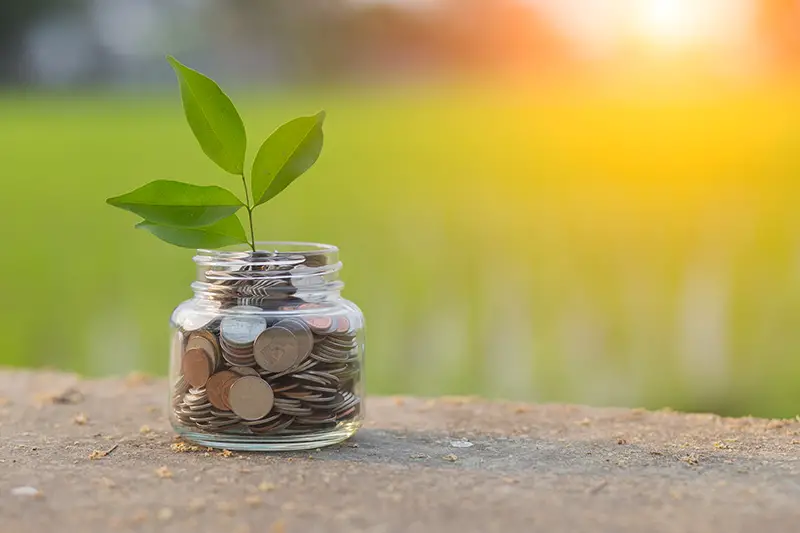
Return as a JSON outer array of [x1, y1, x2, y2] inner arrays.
[[2, 83, 799, 417]]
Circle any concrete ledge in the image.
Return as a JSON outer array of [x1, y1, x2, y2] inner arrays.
[[1, 369, 799, 533]]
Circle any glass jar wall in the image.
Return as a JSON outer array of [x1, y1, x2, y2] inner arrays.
[[169, 243, 365, 451]]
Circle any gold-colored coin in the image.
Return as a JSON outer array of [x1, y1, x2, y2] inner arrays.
[[206, 371, 237, 410], [227, 376, 274, 421], [182, 348, 211, 388], [186, 330, 220, 363]]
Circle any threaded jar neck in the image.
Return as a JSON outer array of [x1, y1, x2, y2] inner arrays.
[[191, 242, 343, 302]]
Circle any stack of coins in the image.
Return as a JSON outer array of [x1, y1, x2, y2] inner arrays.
[[219, 309, 266, 367], [199, 253, 329, 310], [181, 330, 222, 388]]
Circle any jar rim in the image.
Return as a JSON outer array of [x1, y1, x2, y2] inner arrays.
[[197, 241, 338, 256], [192, 241, 342, 291]]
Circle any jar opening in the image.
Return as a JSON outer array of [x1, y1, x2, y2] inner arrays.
[[192, 241, 343, 302], [195, 242, 338, 267]]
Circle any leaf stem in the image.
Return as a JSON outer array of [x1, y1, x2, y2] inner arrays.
[[240, 174, 256, 252]]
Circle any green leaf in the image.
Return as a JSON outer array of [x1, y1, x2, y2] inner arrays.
[[106, 180, 244, 228], [136, 215, 249, 249], [251, 112, 325, 207], [167, 56, 247, 175]]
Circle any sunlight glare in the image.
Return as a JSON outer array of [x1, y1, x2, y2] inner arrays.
[[634, 0, 700, 46]]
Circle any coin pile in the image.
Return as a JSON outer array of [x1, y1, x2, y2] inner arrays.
[[172, 253, 361, 436]]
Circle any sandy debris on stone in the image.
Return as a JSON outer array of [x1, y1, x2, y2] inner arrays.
[[89, 444, 118, 460]]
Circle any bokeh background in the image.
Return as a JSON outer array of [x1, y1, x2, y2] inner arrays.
[[2, 0, 800, 417]]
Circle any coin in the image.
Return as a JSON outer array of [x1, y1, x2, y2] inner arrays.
[[334, 316, 352, 334], [291, 265, 324, 289], [206, 371, 238, 410], [220, 378, 239, 410], [275, 319, 313, 364], [182, 348, 212, 388], [186, 335, 218, 364], [220, 337, 255, 356], [220, 310, 267, 346], [230, 366, 260, 377], [227, 376, 274, 421], [304, 316, 334, 334], [254, 327, 299, 373]]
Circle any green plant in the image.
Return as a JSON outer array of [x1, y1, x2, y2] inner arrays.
[[107, 56, 325, 251]]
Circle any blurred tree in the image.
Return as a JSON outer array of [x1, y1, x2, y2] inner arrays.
[[206, 0, 351, 82], [0, 0, 87, 82], [207, 0, 570, 83]]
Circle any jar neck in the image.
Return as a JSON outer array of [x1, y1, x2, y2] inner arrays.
[[191, 242, 343, 304]]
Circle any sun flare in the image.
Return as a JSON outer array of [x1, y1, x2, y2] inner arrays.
[[637, 0, 697, 41], [630, 0, 752, 49], [635, 0, 697, 44]]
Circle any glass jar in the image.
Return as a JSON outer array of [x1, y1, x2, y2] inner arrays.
[[169, 242, 365, 451]]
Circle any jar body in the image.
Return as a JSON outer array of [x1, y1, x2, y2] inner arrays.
[[169, 244, 365, 451]]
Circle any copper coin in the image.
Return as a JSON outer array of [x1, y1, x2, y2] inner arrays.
[[186, 332, 219, 363], [206, 371, 237, 410], [220, 374, 240, 410], [335, 316, 351, 334], [182, 348, 211, 388], [227, 376, 274, 421], [254, 327, 299, 373], [303, 316, 333, 334]]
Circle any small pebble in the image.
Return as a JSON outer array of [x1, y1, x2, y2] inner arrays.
[[450, 439, 473, 448], [11, 486, 41, 497]]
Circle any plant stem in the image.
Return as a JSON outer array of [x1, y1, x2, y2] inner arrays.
[[240, 174, 256, 252]]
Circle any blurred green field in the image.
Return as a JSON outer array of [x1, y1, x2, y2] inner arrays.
[[1, 84, 799, 417]]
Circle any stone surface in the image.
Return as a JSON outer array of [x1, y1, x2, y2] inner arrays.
[[1, 369, 799, 533]]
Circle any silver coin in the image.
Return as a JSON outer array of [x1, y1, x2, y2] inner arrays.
[[268, 357, 316, 379], [230, 366, 260, 377], [227, 376, 275, 421], [306, 370, 340, 383], [274, 319, 314, 364], [291, 265, 325, 290], [220, 308, 267, 346], [254, 326, 299, 373], [293, 372, 331, 386]]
